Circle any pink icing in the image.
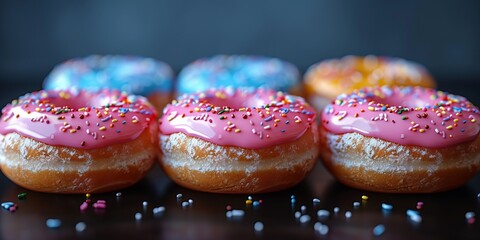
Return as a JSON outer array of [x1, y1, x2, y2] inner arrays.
[[159, 88, 317, 149], [0, 89, 157, 149], [322, 86, 479, 148]]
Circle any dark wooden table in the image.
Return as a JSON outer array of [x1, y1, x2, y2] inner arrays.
[[0, 79, 479, 240]]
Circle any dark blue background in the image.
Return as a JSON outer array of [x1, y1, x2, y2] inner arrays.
[[1, 0, 479, 84]]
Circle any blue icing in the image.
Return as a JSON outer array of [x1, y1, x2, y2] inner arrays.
[[44, 55, 174, 96], [176, 55, 300, 94]]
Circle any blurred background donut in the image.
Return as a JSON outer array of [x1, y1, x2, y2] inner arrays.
[[0, 1, 478, 106]]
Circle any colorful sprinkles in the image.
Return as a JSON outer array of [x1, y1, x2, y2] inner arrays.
[[322, 86, 479, 148], [160, 88, 317, 149], [0, 89, 157, 149]]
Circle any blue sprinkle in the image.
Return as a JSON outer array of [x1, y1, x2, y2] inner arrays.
[[463, 120, 467, 124], [1, 202, 14, 210], [101, 116, 111, 122], [281, 129, 286, 133], [116, 130, 121, 133], [280, 108, 289, 114], [119, 108, 129, 114], [46, 107, 52, 112], [372, 224, 385, 236], [122, 120, 127, 124], [453, 107, 462, 113], [253, 201, 260, 207], [264, 116, 273, 122], [302, 110, 314, 115], [206, 106, 212, 112], [461, 129, 465, 132], [381, 106, 387, 111], [46, 219, 62, 229], [285, 120, 290, 124], [406, 209, 420, 217], [381, 203, 393, 211]]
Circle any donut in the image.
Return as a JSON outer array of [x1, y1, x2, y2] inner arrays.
[[319, 86, 480, 193], [159, 88, 319, 193], [0, 89, 158, 193], [304, 55, 436, 111], [176, 55, 302, 96], [43, 55, 174, 113]]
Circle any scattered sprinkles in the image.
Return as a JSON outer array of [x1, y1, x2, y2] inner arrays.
[[17, 192, 27, 200], [75, 222, 87, 232], [254, 221, 264, 232], [46, 218, 62, 229], [465, 211, 476, 224], [226, 209, 245, 218], [372, 224, 386, 236], [381, 203, 393, 211], [153, 206, 166, 215], [1, 202, 18, 212], [314, 222, 329, 235], [317, 209, 330, 218]]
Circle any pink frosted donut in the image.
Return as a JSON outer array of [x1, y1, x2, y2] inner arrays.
[[0, 89, 158, 193], [320, 86, 480, 193], [159, 88, 319, 193]]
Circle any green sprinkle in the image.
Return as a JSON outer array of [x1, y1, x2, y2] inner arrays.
[[18, 192, 27, 200], [218, 109, 226, 115], [402, 116, 409, 120], [220, 116, 227, 120]]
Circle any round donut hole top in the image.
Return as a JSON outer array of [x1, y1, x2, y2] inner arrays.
[[368, 93, 435, 109], [42, 92, 123, 110], [205, 93, 269, 109]]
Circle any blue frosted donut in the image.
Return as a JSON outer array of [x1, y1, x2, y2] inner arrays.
[[176, 55, 302, 95], [43, 55, 174, 111]]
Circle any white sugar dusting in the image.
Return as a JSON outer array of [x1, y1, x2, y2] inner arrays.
[[0, 133, 155, 174], [324, 132, 480, 174], [160, 133, 318, 173]]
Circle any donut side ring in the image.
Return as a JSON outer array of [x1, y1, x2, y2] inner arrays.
[[160, 126, 319, 194], [0, 126, 158, 193], [319, 127, 480, 193]]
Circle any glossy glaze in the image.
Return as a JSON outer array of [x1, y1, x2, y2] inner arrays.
[[322, 86, 479, 148], [160, 88, 316, 149], [0, 89, 157, 149]]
